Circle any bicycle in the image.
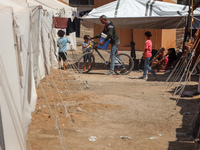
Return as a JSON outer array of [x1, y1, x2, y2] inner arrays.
[[77, 39, 134, 75]]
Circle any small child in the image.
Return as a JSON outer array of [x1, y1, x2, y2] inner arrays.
[[152, 48, 168, 72], [57, 30, 71, 70], [82, 35, 92, 71]]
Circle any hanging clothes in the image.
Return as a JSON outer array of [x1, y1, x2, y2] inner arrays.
[[66, 17, 81, 37], [53, 17, 68, 29], [79, 10, 92, 17], [73, 17, 81, 37], [72, 11, 79, 17], [66, 18, 75, 35]]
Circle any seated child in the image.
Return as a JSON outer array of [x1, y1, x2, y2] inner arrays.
[[151, 48, 168, 71], [82, 35, 92, 71], [165, 48, 177, 71], [57, 30, 71, 70]]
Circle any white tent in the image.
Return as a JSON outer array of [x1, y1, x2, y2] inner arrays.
[[0, 0, 77, 149], [84, 0, 200, 29]]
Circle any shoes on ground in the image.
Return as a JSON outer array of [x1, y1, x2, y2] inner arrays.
[[138, 76, 146, 79], [105, 70, 115, 75]]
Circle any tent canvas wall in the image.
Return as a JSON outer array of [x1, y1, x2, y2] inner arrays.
[[0, 0, 77, 149]]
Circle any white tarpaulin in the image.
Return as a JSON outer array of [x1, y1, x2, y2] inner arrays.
[[84, 0, 200, 29], [0, 0, 77, 149], [0, 4, 26, 150]]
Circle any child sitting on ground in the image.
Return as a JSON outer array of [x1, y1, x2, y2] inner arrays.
[[151, 48, 168, 72], [82, 35, 92, 71], [57, 30, 71, 70]]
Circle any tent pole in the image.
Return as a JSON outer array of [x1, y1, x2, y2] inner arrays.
[[188, 0, 191, 33], [182, 16, 188, 52], [198, 75, 200, 92], [190, 0, 194, 39], [131, 29, 133, 41]]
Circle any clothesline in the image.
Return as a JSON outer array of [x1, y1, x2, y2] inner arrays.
[[53, 16, 81, 37]]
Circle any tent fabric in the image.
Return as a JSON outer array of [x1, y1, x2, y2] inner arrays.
[[0, 6, 26, 150], [0, 0, 77, 149], [83, 0, 200, 29]]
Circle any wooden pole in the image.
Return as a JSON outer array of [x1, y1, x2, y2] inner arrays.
[[188, 0, 191, 33], [131, 29, 133, 41], [190, 0, 194, 39]]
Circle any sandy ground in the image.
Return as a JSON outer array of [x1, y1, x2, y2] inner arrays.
[[27, 46, 200, 150]]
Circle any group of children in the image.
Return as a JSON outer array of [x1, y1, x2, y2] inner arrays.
[[57, 30, 91, 71], [57, 29, 178, 80], [151, 47, 178, 73]]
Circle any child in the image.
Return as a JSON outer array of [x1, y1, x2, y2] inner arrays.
[[139, 31, 158, 80], [152, 48, 168, 72], [57, 30, 71, 70], [165, 48, 177, 71], [82, 35, 92, 71]]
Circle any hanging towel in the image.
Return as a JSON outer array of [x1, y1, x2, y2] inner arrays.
[[53, 17, 68, 29]]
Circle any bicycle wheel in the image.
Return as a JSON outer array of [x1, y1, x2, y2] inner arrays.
[[114, 53, 134, 75], [77, 52, 95, 73]]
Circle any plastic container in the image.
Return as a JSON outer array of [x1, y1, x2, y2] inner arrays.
[[98, 33, 110, 50]]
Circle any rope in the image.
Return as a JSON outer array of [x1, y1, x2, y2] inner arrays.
[[38, 70, 67, 150], [42, 18, 86, 92], [163, 58, 185, 95], [31, 12, 82, 118], [41, 19, 82, 108], [166, 37, 200, 117], [148, 17, 185, 65], [14, 11, 72, 150], [173, 51, 194, 96]]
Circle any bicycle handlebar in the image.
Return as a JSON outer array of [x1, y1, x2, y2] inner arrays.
[[89, 39, 98, 45]]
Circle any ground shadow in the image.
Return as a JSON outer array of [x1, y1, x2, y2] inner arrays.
[[165, 84, 200, 96], [145, 72, 200, 82], [167, 95, 200, 150]]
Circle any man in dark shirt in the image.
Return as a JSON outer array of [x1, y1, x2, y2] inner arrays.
[[92, 15, 120, 75]]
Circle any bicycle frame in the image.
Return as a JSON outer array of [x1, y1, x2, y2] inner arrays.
[[90, 42, 124, 66], [78, 39, 134, 75]]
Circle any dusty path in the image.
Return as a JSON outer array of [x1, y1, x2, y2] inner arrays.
[[28, 50, 200, 150]]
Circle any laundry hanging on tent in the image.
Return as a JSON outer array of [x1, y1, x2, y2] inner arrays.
[[72, 11, 79, 17], [79, 10, 92, 17], [53, 17, 68, 29], [74, 17, 80, 37], [66, 17, 81, 37], [66, 18, 75, 35]]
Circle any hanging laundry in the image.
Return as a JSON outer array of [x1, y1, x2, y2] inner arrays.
[[53, 17, 68, 29], [79, 10, 92, 17], [66, 18, 75, 35], [73, 17, 81, 37], [72, 11, 79, 17]]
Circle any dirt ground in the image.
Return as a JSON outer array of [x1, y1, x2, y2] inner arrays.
[[27, 46, 200, 150]]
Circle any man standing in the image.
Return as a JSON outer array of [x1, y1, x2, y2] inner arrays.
[[92, 15, 120, 75]]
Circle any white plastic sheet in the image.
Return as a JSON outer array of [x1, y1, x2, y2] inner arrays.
[[84, 0, 200, 29]]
